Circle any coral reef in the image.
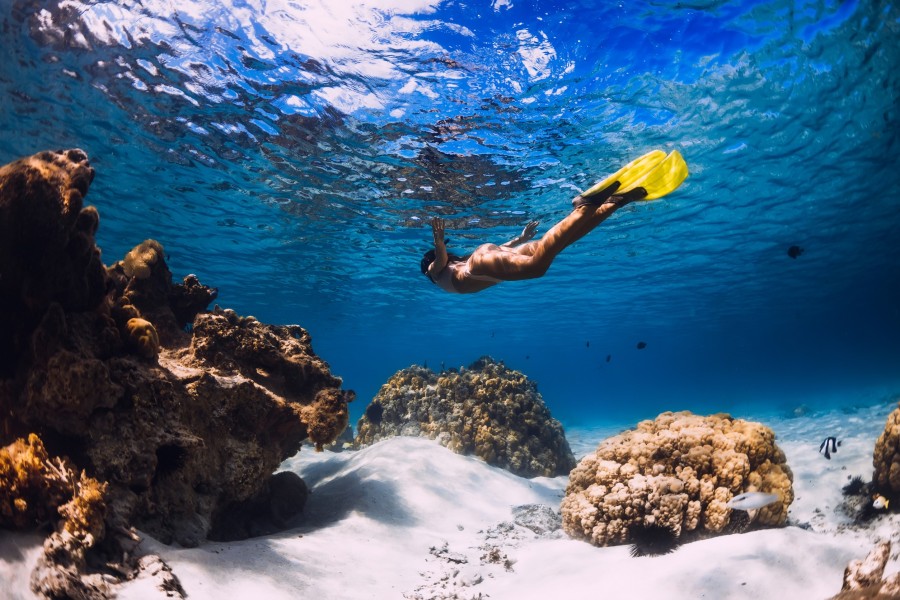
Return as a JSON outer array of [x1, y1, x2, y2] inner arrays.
[[560, 411, 793, 548], [831, 540, 900, 599], [873, 403, 900, 499], [354, 357, 575, 478], [0, 150, 352, 598]]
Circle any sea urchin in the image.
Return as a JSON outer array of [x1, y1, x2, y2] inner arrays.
[[842, 475, 866, 496], [629, 523, 680, 557]]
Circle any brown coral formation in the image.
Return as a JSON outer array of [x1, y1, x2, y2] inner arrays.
[[831, 540, 900, 599], [0, 149, 104, 376], [0, 150, 352, 598], [560, 411, 793, 548], [106, 237, 214, 349], [873, 403, 900, 499], [354, 357, 575, 478]]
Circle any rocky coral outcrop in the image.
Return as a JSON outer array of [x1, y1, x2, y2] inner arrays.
[[831, 540, 900, 599], [0, 149, 352, 598], [561, 411, 793, 548], [0, 149, 104, 376], [873, 403, 900, 500], [354, 357, 575, 478]]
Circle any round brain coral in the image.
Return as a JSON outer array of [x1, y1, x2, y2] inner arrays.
[[873, 403, 900, 495], [122, 239, 165, 280], [560, 411, 793, 548], [354, 356, 576, 478], [125, 317, 160, 359]]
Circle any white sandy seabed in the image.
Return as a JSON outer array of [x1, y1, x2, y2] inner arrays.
[[2, 401, 899, 600]]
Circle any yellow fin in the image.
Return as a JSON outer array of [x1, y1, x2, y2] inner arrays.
[[580, 149, 666, 198], [618, 149, 689, 200]]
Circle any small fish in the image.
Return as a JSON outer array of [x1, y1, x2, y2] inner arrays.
[[873, 495, 890, 510], [787, 245, 804, 259], [636, 341, 647, 350], [727, 492, 780, 511], [606, 354, 611, 363], [586, 341, 590, 348], [819, 436, 841, 460]]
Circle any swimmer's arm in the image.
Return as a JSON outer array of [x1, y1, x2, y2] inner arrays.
[[427, 217, 449, 279], [501, 221, 539, 247]]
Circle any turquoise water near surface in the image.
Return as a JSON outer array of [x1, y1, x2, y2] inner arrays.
[[1, 0, 898, 427]]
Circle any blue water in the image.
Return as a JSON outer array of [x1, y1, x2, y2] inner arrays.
[[2, 0, 899, 427]]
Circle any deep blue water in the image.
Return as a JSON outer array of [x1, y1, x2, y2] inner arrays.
[[2, 0, 898, 427]]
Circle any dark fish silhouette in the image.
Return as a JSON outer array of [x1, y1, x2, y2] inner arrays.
[[636, 341, 647, 350], [606, 354, 611, 363], [787, 245, 804, 258], [819, 436, 840, 459], [586, 341, 590, 348]]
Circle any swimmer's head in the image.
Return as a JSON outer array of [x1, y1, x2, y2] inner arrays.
[[421, 250, 436, 283]]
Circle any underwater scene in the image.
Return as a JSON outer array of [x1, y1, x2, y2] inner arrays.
[[1, 0, 899, 599], [3, 0, 899, 425]]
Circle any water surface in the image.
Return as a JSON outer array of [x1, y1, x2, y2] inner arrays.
[[2, 0, 898, 425]]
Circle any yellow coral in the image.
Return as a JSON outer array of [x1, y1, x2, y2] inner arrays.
[[122, 239, 164, 279], [1, 434, 67, 528], [0, 434, 107, 546], [125, 317, 160, 359], [59, 473, 108, 545]]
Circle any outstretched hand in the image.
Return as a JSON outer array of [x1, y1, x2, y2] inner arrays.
[[521, 220, 539, 242], [431, 217, 446, 247]]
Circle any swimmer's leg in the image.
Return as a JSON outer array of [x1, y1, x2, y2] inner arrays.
[[468, 199, 628, 280]]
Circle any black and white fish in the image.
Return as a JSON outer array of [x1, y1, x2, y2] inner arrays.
[[819, 436, 841, 460]]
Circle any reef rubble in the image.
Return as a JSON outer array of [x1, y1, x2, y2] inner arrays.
[[831, 540, 900, 599], [354, 357, 576, 478], [0, 149, 352, 598]]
